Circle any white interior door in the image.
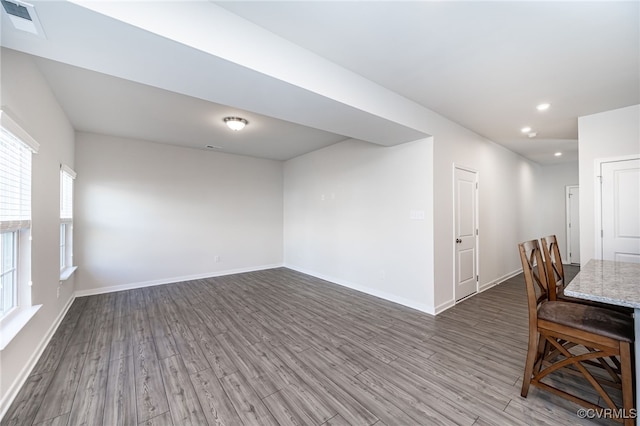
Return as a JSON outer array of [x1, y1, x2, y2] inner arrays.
[[454, 167, 478, 301], [566, 186, 580, 264], [601, 158, 640, 263]]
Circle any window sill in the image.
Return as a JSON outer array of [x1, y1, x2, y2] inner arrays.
[[59, 266, 78, 281], [0, 304, 42, 350]]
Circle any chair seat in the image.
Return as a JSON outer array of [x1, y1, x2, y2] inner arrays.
[[538, 301, 634, 343]]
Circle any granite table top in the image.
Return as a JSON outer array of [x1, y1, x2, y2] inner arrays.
[[564, 259, 640, 309]]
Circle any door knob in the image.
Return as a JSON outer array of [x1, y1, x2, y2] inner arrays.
[[456, 238, 462, 243]]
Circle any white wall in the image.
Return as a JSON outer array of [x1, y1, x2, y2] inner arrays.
[[283, 138, 435, 312], [578, 105, 640, 264], [283, 114, 547, 315], [431, 120, 543, 312], [74, 132, 284, 293], [0, 48, 76, 413], [538, 162, 579, 262]]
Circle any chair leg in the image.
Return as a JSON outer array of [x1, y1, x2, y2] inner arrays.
[[619, 342, 634, 426], [535, 336, 551, 374], [521, 331, 539, 397]]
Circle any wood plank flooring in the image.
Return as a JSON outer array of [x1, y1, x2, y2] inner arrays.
[[2, 266, 618, 425]]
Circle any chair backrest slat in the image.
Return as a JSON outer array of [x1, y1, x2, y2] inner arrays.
[[542, 235, 565, 299], [519, 239, 550, 323]]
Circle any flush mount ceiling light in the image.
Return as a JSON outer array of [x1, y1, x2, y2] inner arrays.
[[536, 103, 551, 111], [521, 126, 532, 133], [223, 117, 248, 131]]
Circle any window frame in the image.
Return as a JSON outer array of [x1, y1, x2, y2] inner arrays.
[[0, 110, 41, 349], [1, 230, 18, 317], [59, 223, 66, 271], [59, 165, 76, 280]]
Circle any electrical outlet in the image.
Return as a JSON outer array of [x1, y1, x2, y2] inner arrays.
[[214, 255, 220, 263], [410, 209, 425, 220]]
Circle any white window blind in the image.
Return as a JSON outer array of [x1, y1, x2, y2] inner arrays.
[[60, 165, 75, 221], [0, 127, 37, 232]]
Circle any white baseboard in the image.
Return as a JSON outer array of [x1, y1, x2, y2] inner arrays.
[[285, 264, 436, 316], [434, 267, 523, 315], [0, 294, 75, 421], [434, 298, 456, 315], [75, 263, 284, 297], [479, 268, 522, 293]]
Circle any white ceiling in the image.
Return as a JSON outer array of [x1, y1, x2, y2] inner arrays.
[[1, 1, 638, 164], [33, 57, 350, 161]]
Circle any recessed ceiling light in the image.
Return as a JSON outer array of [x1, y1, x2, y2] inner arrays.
[[521, 126, 532, 133], [554, 152, 562, 157], [223, 116, 248, 131], [536, 103, 551, 111]]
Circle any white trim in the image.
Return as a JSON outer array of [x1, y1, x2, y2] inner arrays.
[[59, 266, 77, 281], [0, 294, 75, 420], [435, 299, 456, 315], [74, 263, 284, 297], [565, 185, 579, 264], [285, 264, 435, 316], [80, 263, 440, 316], [60, 164, 76, 179], [436, 267, 522, 314], [0, 110, 39, 153], [479, 268, 522, 293]]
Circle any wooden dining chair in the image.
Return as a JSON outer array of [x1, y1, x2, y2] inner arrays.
[[541, 234, 633, 314], [519, 239, 635, 424]]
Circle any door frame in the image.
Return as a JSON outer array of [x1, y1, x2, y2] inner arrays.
[[565, 185, 579, 264], [452, 164, 479, 302], [594, 154, 640, 260]]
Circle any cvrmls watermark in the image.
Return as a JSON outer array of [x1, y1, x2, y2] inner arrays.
[[577, 408, 637, 420]]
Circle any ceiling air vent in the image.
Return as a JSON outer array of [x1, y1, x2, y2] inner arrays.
[[1, 0, 46, 37], [2, 0, 30, 20]]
